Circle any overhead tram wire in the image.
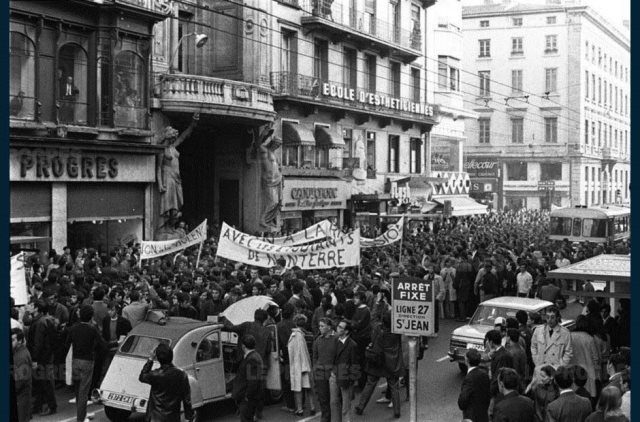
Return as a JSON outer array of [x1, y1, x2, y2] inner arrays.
[[163, 3, 595, 138]]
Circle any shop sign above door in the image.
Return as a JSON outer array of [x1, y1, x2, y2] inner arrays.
[[11, 148, 155, 183], [283, 179, 349, 211]]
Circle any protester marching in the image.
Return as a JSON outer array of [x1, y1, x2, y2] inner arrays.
[[9, 208, 631, 422]]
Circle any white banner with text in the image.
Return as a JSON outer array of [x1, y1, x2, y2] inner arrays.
[[360, 217, 404, 248], [141, 219, 207, 260], [216, 223, 360, 269]]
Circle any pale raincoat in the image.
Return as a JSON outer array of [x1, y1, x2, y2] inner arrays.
[[288, 327, 313, 392]]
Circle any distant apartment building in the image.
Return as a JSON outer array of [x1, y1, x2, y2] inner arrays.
[[461, 0, 630, 210]]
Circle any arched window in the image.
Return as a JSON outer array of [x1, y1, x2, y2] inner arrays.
[[10, 32, 36, 119], [114, 51, 147, 129], [58, 43, 88, 124]]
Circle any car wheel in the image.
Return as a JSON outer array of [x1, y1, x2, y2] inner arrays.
[[458, 362, 468, 374], [104, 406, 131, 422]]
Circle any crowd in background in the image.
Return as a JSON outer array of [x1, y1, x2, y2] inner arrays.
[[9, 209, 631, 422]]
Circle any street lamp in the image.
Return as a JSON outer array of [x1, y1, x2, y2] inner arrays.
[[168, 32, 208, 74]]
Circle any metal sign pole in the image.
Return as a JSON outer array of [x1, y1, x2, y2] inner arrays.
[[408, 336, 418, 422]]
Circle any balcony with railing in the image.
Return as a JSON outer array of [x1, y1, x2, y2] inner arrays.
[[299, 0, 422, 63], [567, 143, 602, 158], [158, 74, 275, 124], [270, 72, 438, 129]]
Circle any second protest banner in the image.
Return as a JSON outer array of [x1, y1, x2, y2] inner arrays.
[[216, 222, 360, 269]]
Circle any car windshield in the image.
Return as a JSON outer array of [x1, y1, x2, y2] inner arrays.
[[120, 335, 171, 357], [469, 305, 524, 326]]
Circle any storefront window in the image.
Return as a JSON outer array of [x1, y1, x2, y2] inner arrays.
[[114, 51, 147, 129], [10, 222, 51, 254], [506, 162, 527, 181], [540, 162, 562, 181], [58, 43, 88, 124], [67, 218, 143, 254], [10, 32, 36, 120]]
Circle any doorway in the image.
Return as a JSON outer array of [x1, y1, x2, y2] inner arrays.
[[219, 179, 240, 227]]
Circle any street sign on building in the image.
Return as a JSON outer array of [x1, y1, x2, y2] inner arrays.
[[537, 180, 556, 191], [391, 276, 434, 336]]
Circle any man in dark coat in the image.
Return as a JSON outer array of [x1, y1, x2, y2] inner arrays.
[[355, 312, 403, 418], [454, 253, 476, 321], [222, 309, 272, 419], [313, 318, 337, 422], [330, 319, 359, 422], [546, 366, 592, 422], [493, 368, 534, 422], [458, 349, 491, 422], [139, 342, 193, 422], [486, 329, 514, 411], [232, 335, 264, 422], [26, 300, 58, 416], [101, 301, 132, 374]]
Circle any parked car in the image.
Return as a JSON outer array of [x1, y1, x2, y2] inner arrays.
[[448, 297, 575, 373], [99, 297, 281, 422]]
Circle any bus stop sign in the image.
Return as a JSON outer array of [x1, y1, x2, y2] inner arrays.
[[391, 276, 434, 336]]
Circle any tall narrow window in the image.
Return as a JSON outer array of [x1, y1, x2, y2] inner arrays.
[[313, 39, 329, 81], [512, 17, 522, 26], [343, 128, 353, 160], [114, 51, 147, 129], [410, 138, 421, 173], [545, 35, 557, 53], [449, 65, 459, 91], [511, 37, 523, 55], [511, 118, 523, 143], [364, 0, 376, 35], [585, 71, 589, 99], [177, 11, 194, 73], [343, 48, 357, 88], [58, 43, 88, 125], [9, 32, 36, 120], [389, 0, 400, 43], [390, 62, 401, 97], [545, 117, 557, 143], [479, 71, 490, 96], [411, 68, 420, 103], [366, 131, 376, 178], [363, 54, 376, 92], [479, 39, 490, 57], [585, 120, 589, 145], [480, 20, 489, 27], [511, 69, 523, 94], [546, 16, 556, 24], [592, 74, 596, 100], [438, 57, 447, 90], [410, 4, 421, 50], [479, 119, 490, 144], [545, 68, 557, 93], [388, 135, 399, 173]]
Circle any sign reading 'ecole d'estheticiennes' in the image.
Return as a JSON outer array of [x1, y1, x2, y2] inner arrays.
[[322, 83, 436, 117]]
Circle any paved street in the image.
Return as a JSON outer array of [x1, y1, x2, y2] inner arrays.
[[39, 302, 583, 422]]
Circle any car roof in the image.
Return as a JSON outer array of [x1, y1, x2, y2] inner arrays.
[[129, 317, 218, 345], [481, 297, 553, 312]]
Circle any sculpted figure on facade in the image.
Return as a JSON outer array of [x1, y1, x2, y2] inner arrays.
[[157, 113, 198, 218], [256, 122, 283, 232]]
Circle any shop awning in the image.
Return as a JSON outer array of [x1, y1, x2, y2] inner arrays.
[[432, 195, 488, 216], [315, 126, 345, 147], [282, 122, 315, 146]]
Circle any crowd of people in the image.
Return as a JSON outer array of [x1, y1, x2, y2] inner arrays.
[[9, 209, 631, 422]]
